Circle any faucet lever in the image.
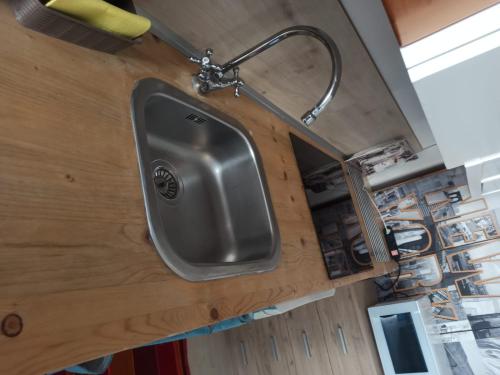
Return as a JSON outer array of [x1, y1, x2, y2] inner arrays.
[[233, 67, 243, 97], [189, 56, 202, 64], [189, 48, 216, 70]]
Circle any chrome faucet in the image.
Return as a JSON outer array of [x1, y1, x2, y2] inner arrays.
[[189, 25, 342, 127]]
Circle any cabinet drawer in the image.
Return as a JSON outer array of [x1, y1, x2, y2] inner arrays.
[[250, 316, 297, 375], [284, 303, 333, 375], [188, 331, 237, 375], [226, 324, 261, 375], [316, 284, 382, 375]]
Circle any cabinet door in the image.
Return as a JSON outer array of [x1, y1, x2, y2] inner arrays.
[[188, 331, 238, 375], [316, 284, 383, 375], [251, 315, 297, 375], [225, 324, 262, 375], [284, 303, 334, 375]]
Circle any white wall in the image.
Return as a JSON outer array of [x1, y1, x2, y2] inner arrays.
[[413, 47, 500, 169]]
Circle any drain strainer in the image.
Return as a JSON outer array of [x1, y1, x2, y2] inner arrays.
[[153, 166, 178, 200]]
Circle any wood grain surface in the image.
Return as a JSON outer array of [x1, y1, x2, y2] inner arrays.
[[136, 0, 420, 155], [188, 281, 383, 375], [382, 0, 498, 46], [0, 3, 392, 374]]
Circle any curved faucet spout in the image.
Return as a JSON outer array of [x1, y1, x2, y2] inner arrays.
[[189, 25, 342, 127]]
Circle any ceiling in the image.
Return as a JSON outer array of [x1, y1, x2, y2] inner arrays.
[[136, 0, 421, 155]]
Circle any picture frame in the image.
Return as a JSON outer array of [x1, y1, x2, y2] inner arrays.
[[424, 185, 471, 206], [392, 254, 443, 292], [393, 223, 433, 258], [446, 244, 500, 273], [455, 273, 500, 298], [429, 288, 452, 304], [430, 198, 488, 223], [437, 212, 500, 249], [432, 303, 459, 321]]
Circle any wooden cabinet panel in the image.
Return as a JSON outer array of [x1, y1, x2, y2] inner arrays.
[[226, 325, 262, 375], [284, 303, 334, 375], [382, 0, 498, 46], [188, 332, 238, 375], [350, 282, 384, 375], [316, 284, 382, 375], [316, 286, 366, 375], [250, 316, 297, 375], [187, 282, 383, 375]]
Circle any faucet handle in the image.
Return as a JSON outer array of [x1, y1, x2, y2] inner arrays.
[[201, 48, 214, 66], [189, 48, 214, 67], [189, 56, 202, 64], [233, 67, 244, 97]]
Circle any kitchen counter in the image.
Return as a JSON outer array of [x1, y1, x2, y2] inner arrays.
[[0, 4, 392, 374]]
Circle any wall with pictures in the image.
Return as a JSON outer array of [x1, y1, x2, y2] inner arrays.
[[373, 167, 500, 375]]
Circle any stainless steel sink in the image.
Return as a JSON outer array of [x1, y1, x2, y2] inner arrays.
[[130, 78, 280, 281]]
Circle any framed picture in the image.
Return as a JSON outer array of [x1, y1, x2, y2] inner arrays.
[[430, 198, 488, 223], [393, 224, 433, 258], [437, 212, 500, 249], [432, 304, 459, 321], [429, 288, 452, 304], [347, 138, 417, 175], [374, 189, 416, 212], [455, 273, 500, 298], [424, 185, 471, 206], [382, 207, 424, 222], [392, 254, 443, 292], [446, 242, 500, 273]]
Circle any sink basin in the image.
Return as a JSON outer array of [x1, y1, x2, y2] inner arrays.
[[130, 78, 280, 281]]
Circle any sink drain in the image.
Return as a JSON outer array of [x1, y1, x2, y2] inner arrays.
[[153, 166, 178, 200]]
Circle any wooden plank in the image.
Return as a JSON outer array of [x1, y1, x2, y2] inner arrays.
[[0, 2, 392, 374], [136, 0, 420, 154], [188, 332, 237, 375], [186, 282, 384, 375], [350, 281, 384, 375], [382, 0, 498, 46], [249, 316, 297, 375], [316, 285, 376, 375], [284, 303, 334, 375], [225, 325, 261, 375]]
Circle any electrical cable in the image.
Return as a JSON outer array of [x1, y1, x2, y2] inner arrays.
[[374, 261, 401, 291]]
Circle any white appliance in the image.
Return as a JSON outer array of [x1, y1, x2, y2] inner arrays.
[[368, 296, 452, 375]]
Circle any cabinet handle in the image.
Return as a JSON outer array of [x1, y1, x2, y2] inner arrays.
[[337, 325, 348, 354], [239, 340, 248, 367], [270, 335, 280, 361], [302, 330, 312, 359]]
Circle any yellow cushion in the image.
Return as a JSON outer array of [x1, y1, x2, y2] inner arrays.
[[46, 0, 151, 39]]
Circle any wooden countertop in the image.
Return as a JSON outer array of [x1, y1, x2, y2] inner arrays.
[[0, 4, 391, 374]]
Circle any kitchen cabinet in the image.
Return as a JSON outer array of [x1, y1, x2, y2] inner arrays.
[[188, 331, 236, 375], [226, 323, 263, 375], [284, 303, 334, 375], [250, 316, 297, 375], [316, 284, 383, 375], [188, 281, 383, 375], [382, 0, 498, 46]]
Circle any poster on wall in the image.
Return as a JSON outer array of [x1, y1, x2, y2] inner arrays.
[[373, 167, 500, 375]]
